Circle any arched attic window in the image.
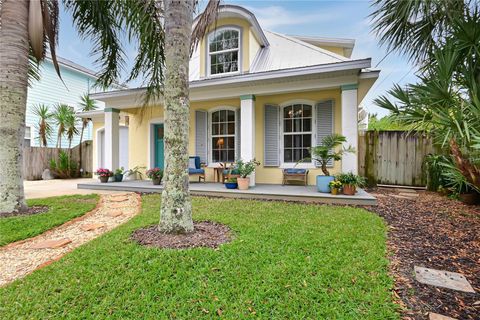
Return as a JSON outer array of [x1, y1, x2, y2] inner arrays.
[[207, 27, 241, 76]]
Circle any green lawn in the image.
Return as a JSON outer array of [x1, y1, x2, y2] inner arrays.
[[0, 195, 398, 319], [0, 194, 98, 246]]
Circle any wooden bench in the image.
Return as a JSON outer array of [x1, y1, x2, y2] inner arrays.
[[282, 169, 309, 186]]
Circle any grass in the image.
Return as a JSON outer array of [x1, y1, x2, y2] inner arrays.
[[0, 194, 98, 246], [0, 195, 398, 319]]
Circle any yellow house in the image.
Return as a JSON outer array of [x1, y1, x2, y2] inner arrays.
[[80, 5, 379, 186]]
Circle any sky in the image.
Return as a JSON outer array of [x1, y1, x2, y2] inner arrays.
[[56, 0, 418, 117]]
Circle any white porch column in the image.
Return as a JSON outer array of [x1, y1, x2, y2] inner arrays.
[[341, 84, 358, 174], [104, 107, 120, 170], [240, 94, 256, 186]]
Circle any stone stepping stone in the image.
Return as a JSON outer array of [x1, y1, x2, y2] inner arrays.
[[108, 211, 123, 217], [110, 203, 127, 209], [31, 238, 72, 249], [391, 194, 416, 200], [414, 266, 475, 293], [429, 312, 457, 320], [80, 223, 106, 231], [110, 197, 128, 202], [396, 188, 417, 193]]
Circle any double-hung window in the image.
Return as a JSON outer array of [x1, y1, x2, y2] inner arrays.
[[208, 28, 240, 76], [211, 110, 236, 163], [283, 104, 313, 163]]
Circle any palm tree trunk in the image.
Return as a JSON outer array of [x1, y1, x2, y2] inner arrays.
[[78, 124, 85, 175], [0, 0, 29, 213], [158, 0, 194, 233]]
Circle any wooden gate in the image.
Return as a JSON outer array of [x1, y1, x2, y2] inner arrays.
[[358, 131, 436, 187]]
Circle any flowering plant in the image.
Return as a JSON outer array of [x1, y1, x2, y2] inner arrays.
[[95, 168, 113, 177], [146, 168, 163, 179], [329, 180, 343, 189]]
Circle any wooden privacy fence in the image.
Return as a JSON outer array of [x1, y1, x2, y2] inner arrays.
[[358, 131, 436, 187], [23, 140, 93, 180]]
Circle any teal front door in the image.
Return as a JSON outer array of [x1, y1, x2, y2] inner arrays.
[[154, 124, 164, 169]]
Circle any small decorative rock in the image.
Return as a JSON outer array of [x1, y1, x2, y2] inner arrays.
[[108, 211, 123, 217], [414, 266, 475, 293], [41, 169, 55, 180], [429, 312, 457, 320], [31, 239, 72, 249]]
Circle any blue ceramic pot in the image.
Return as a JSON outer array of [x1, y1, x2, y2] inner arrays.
[[316, 175, 335, 193], [225, 182, 238, 189]]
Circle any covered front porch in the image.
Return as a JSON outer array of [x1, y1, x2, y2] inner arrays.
[[77, 180, 376, 206]]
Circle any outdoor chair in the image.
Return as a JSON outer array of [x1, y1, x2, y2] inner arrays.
[[188, 156, 205, 182], [282, 168, 309, 186]]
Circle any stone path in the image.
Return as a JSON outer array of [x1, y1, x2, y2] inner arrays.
[[0, 193, 141, 287]]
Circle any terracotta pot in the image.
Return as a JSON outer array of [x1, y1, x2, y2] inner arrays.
[[343, 184, 356, 195], [152, 177, 162, 185], [331, 188, 339, 195], [237, 177, 250, 190], [99, 176, 109, 183]]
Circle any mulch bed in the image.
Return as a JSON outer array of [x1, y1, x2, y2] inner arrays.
[[131, 221, 232, 249], [365, 188, 479, 320], [0, 206, 48, 218]]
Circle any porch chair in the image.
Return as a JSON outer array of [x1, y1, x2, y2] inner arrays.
[[282, 168, 309, 186], [188, 156, 205, 182]]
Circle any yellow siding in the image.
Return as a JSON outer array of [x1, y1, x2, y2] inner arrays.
[[94, 91, 344, 185], [199, 17, 259, 78], [318, 45, 346, 57]]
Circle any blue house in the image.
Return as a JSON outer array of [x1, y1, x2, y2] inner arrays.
[[25, 56, 122, 148]]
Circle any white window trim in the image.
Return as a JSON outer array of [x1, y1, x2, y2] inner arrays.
[[206, 26, 242, 78], [24, 125, 32, 140], [279, 100, 317, 169], [207, 106, 239, 167]]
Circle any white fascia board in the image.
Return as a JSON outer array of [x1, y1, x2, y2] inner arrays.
[[289, 35, 355, 49], [359, 69, 380, 79]]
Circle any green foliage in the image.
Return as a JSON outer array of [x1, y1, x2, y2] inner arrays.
[[32, 104, 53, 147], [368, 114, 410, 131], [424, 154, 447, 192], [336, 172, 366, 187], [329, 180, 343, 189], [0, 194, 98, 246], [115, 167, 125, 175], [50, 151, 77, 179], [373, 5, 480, 193], [235, 159, 260, 178], [306, 134, 355, 176], [125, 166, 146, 179], [0, 195, 398, 319]]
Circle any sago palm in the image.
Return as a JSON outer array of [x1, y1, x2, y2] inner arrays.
[[308, 134, 355, 176], [53, 104, 71, 148], [32, 104, 53, 147]]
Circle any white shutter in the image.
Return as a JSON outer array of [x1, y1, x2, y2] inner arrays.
[[316, 100, 334, 167], [195, 110, 208, 164], [235, 108, 241, 161], [264, 104, 280, 166]]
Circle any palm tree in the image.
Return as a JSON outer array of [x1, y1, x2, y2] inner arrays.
[[53, 104, 71, 148], [158, 0, 220, 233], [370, 0, 470, 64], [65, 110, 79, 150], [308, 134, 356, 176], [78, 93, 97, 173], [0, 0, 166, 213], [32, 104, 53, 147], [372, 1, 480, 192]]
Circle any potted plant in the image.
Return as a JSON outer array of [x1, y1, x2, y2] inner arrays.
[[146, 168, 163, 185], [303, 134, 355, 193], [225, 177, 238, 189], [236, 159, 260, 190], [95, 168, 113, 183], [124, 166, 145, 181], [336, 172, 365, 195], [114, 167, 125, 182], [329, 180, 342, 195]]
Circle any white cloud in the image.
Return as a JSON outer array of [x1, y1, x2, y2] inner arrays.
[[245, 5, 338, 29]]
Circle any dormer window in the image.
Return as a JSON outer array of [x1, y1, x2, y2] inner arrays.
[[207, 27, 240, 76]]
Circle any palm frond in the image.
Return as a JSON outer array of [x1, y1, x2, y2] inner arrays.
[[191, 0, 220, 54]]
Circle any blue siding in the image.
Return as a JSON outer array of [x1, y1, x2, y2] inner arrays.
[[26, 60, 107, 148]]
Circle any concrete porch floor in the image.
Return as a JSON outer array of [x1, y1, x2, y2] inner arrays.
[[78, 180, 376, 206]]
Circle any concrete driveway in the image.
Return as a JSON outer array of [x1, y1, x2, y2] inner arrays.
[[24, 178, 122, 199]]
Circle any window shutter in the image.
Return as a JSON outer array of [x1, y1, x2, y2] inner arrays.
[[316, 100, 334, 167], [195, 110, 208, 164], [236, 108, 241, 161], [264, 104, 280, 166]]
